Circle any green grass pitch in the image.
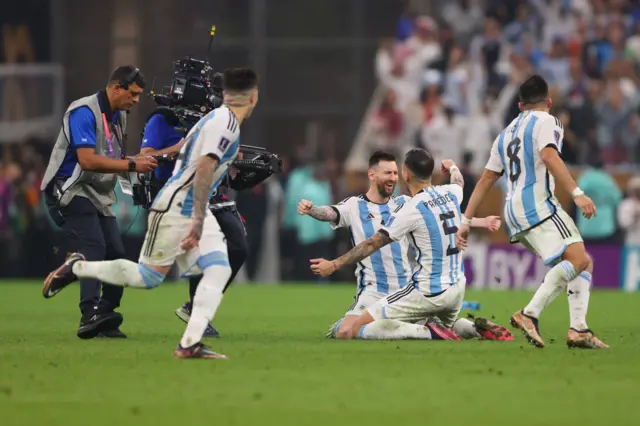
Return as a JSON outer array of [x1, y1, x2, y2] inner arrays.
[[0, 282, 639, 426]]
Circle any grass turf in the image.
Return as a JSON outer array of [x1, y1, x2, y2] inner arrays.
[[0, 282, 638, 426]]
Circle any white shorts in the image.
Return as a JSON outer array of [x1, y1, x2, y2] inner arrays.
[[139, 209, 229, 276], [368, 278, 466, 328], [344, 289, 386, 317], [515, 209, 583, 266]]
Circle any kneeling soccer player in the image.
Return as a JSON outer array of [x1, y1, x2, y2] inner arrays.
[[299, 151, 509, 341], [310, 149, 512, 341]]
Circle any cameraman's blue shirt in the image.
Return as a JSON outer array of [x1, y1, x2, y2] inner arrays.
[[141, 114, 183, 182], [56, 104, 120, 178]]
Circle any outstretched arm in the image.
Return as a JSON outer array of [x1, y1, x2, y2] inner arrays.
[[462, 169, 501, 220], [456, 169, 501, 250], [140, 138, 185, 157], [298, 200, 339, 224], [310, 231, 392, 277], [470, 216, 501, 231]]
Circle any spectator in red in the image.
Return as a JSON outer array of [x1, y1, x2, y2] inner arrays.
[[375, 90, 403, 138], [369, 89, 404, 156]]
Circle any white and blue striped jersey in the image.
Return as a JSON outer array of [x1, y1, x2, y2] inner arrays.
[[486, 110, 564, 239], [331, 194, 412, 295], [151, 105, 240, 216], [381, 185, 464, 296]]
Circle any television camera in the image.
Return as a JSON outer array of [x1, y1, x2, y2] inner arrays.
[[132, 25, 282, 209]]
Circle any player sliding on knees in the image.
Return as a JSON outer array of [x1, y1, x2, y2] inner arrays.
[[300, 151, 507, 340], [42, 68, 260, 359], [456, 75, 607, 349], [309, 149, 512, 341]]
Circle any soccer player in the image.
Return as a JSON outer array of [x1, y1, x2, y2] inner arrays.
[[456, 75, 607, 349], [299, 151, 504, 340], [42, 68, 260, 359], [309, 149, 511, 341]]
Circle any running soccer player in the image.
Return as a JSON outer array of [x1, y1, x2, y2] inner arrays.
[[309, 149, 511, 341], [456, 75, 607, 349], [42, 68, 260, 359]]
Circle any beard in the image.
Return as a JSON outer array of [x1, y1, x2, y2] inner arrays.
[[376, 181, 395, 198]]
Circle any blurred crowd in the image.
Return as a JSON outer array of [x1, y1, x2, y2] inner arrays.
[[0, 140, 56, 277], [370, 0, 640, 171], [361, 0, 640, 247]]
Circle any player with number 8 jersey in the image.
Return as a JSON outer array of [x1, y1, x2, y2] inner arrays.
[[487, 107, 568, 242], [457, 75, 607, 349]]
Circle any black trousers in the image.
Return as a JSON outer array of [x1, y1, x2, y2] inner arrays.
[[47, 196, 125, 318], [188, 207, 249, 301]]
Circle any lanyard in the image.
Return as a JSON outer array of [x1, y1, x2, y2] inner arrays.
[[101, 113, 123, 159]]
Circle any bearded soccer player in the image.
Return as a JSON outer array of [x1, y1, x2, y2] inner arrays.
[[301, 150, 510, 341]]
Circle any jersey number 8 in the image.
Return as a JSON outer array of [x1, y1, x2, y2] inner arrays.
[[507, 137, 522, 182]]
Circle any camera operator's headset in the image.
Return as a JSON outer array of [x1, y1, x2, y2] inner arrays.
[[119, 67, 140, 90]]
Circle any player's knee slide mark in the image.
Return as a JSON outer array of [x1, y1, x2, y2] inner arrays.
[[197, 251, 230, 271], [138, 264, 166, 289]]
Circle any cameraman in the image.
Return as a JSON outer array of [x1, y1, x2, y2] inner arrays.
[[41, 66, 157, 339], [140, 109, 185, 198], [139, 59, 275, 337]]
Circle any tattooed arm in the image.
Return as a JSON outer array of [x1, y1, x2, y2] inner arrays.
[[310, 231, 392, 277], [335, 231, 392, 269], [441, 159, 464, 188], [180, 155, 218, 250], [298, 200, 339, 224]]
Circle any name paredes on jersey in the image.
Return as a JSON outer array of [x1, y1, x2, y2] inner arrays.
[[424, 193, 453, 209]]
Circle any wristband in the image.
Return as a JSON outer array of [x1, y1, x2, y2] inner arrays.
[[449, 165, 460, 174], [461, 216, 472, 226], [128, 159, 136, 172], [571, 187, 584, 199]]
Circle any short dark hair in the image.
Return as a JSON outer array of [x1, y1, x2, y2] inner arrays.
[[404, 149, 434, 180], [108, 65, 146, 89], [369, 150, 396, 168], [223, 68, 258, 93], [518, 75, 548, 105]]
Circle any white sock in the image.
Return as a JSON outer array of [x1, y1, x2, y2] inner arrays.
[[524, 260, 577, 318], [72, 260, 165, 289], [452, 318, 481, 339], [568, 271, 591, 330], [180, 264, 231, 348], [358, 320, 433, 340]]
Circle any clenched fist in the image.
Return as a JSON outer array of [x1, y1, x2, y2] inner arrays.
[[298, 199, 314, 215]]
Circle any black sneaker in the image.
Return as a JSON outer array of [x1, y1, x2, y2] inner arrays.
[[43, 253, 85, 299], [174, 302, 220, 338], [77, 311, 123, 340], [173, 342, 228, 359], [97, 328, 128, 338]]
